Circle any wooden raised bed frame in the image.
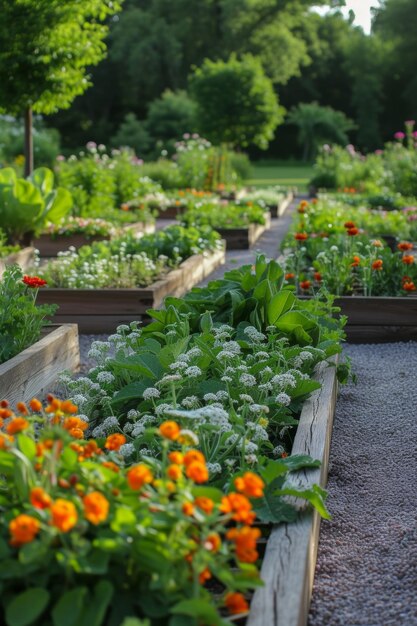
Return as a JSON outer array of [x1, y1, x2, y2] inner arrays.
[[246, 358, 338, 626], [0, 247, 34, 277], [37, 246, 226, 333], [34, 221, 156, 257], [268, 191, 294, 218], [217, 213, 272, 250], [0, 324, 80, 405]]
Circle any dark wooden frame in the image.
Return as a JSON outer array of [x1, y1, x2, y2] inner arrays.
[[37, 247, 226, 333], [216, 213, 272, 250]]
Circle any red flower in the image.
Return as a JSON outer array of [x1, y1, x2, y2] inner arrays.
[[351, 255, 361, 267], [347, 227, 359, 236], [344, 221, 356, 229], [372, 259, 383, 271], [402, 255, 415, 265], [398, 242, 413, 251], [23, 275, 47, 288], [294, 233, 308, 241], [300, 280, 311, 290], [313, 272, 322, 282], [285, 272, 295, 280], [403, 281, 416, 292]]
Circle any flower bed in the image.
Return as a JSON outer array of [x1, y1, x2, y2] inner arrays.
[[0, 256, 346, 625], [37, 246, 226, 333], [34, 219, 156, 258], [216, 212, 271, 250], [240, 188, 293, 219]]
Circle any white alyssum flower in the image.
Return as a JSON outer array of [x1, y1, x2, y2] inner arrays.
[[215, 390, 229, 401], [255, 351, 270, 361], [132, 424, 146, 437], [143, 387, 160, 400], [276, 392, 291, 406], [244, 326, 266, 343], [203, 393, 217, 402], [181, 396, 199, 408], [273, 445, 285, 456], [123, 423, 134, 434], [239, 393, 254, 403], [127, 409, 139, 419], [186, 347, 202, 359], [101, 416, 119, 430], [300, 351, 314, 361], [207, 462, 222, 475], [78, 414, 89, 423], [157, 374, 182, 385], [221, 375, 232, 383], [249, 404, 269, 414], [71, 394, 88, 407], [119, 443, 135, 457], [259, 382, 273, 391], [155, 403, 173, 416], [97, 371, 115, 384], [184, 366, 202, 378], [271, 373, 296, 388], [245, 453, 258, 465], [245, 442, 259, 454], [239, 373, 257, 387], [169, 361, 188, 371], [224, 459, 236, 468]]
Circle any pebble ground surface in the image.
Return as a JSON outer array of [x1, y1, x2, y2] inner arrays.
[[309, 341, 417, 626], [77, 202, 417, 625]]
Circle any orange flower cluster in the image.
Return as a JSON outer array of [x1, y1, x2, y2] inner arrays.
[[298, 200, 309, 214], [220, 493, 256, 524], [398, 242, 413, 251], [294, 232, 308, 241], [127, 464, 153, 490], [234, 472, 265, 498], [285, 272, 295, 280], [159, 420, 181, 440], [402, 254, 415, 265], [226, 526, 261, 563], [351, 255, 361, 268], [225, 592, 249, 615], [105, 433, 126, 451], [372, 259, 383, 271], [300, 280, 311, 291]]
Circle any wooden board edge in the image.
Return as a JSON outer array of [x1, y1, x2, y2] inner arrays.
[[277, 192, 294, 217], [0, 324, 80, 404], [247, 356, 339, 626]]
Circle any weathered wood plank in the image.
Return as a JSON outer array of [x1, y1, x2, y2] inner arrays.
[[37, 247, 225, 332], [0, 324, 80, 404], [247, 358, 338, 626], [276, 192, 294, 218], [0, 247, 35, 277]]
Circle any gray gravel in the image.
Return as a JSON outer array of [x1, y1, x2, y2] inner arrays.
[[309, 341, 417, 626]]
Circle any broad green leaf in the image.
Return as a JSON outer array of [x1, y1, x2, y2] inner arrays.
[[111, 381, 150, 406], [251, 488, 298, 524], [28, 167, 54, 195], [78, 580, 114, 626], [52, 588, 87, 626], [110, 507, 136, 532], [5, 588, 50, 626], [267, 290, 295, 324], [274, 484, 331, 519], [16, 435, 36, 460], [171, 599, 230, 626]]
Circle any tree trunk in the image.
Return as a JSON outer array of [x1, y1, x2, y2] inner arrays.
[[24, 107, 34, 177]]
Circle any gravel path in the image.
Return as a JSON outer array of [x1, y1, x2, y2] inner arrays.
[[78, 199, 298, 367], [309, 341, 417, 626]]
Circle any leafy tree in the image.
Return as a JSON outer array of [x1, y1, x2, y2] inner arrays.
[[0, 0, 121, 174], [146, 90, 198, 148], [111, 113, 152, 156], [190, 54, 284, 149], [287, 102, 355, 161]]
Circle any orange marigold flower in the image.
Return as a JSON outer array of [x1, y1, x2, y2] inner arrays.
[[0, 400, 9, 408], [371, 239, 383, 247], [16, 402, 28, 415], [0, 408, 13, 418], [83, 441, 101, 458], [234, 472, 265, 499], [183, 450, 205, 467], [30, 487, 52, 510], [182, 501, 194, 516], [347, 227, 359, 236], [372, 259, 383, 271], [220, 493, 256, 524], [194, 496, 215, 514], [6, 417, 29, 435], [285, 272, 295, 280], [63, 417, 88, 433], [398, 242, 413, 251], [313, 272, 322, 282], [300, 280, 311, 290], [204, 533, 221, 553], [351, 255, 361, 267], [45, 397, 61, 413], [402, 254, 415, 265], [9, 514, 40, 546], [61, 400, 78, 414], [68, 427, 84, 439], [105, 433, 126, 451], [199, 568, 212, 584], [167, 464, 182, 480], [50, 499, 78, 532], [120, 203, 129, 211], [225, 592, 249, 615], [102, 461, 120, 473], [29, 398, 42, 412], [127, 464, 153, 490], [159, 421, 180, 440], [83, 491, 110, 525], [344, 221, 356, 229], [186, 461, 208, 483], [168, 451, 184, 465], [294, 232, 308, 241], [226, 526, 261, 563], [403, 281, 416, 292]]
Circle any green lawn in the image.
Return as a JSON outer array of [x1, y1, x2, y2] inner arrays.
[[246, 160, 314, 190]]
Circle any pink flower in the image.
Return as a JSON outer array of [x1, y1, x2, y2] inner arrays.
[[374, 149, 383, 155], [405, 120, 415, 126], [394, 132, 405, 140], [86, 141, 97, 150], [56, 155, 65, 161], [412, 132, 417, 138]]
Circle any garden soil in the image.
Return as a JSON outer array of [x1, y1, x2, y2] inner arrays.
[[309, 341, 417, 626]]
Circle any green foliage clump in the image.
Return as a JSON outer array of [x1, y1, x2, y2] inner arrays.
[[190, 54, 284, 149]]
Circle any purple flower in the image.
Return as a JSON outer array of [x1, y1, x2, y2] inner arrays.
[[394, 132, 405, 140]]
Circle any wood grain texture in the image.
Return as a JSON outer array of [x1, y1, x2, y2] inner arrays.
[[0, 247, 35, 277], [37, 247, 225, 332], [0, 324, 80, 404], [277, 192, 294, 218], [247, 358, 338, 626]]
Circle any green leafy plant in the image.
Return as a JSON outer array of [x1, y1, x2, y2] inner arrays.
[[0, 167, 72, 245], [0, 265, 56, 364]]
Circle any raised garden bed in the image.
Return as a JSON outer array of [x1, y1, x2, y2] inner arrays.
[[37, 246, 226, 333], [269, 191, 294, 218], [34, 222, 156, 257], [155, 204, 185, 219], [0, 324, 80, 405], [216, 212, 271, 250], [245, 358, 338, 626], [0, 247, 34, 277]]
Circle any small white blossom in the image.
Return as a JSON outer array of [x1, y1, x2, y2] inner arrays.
[[181, 396, 199, 408], [221, 375, 233, 383], [184, 366, 202, 378], [143, 387, 161, 400], [203, 393, 217, 402], [119, 443, 135, 457], [239, 373, 257, 387], [127, 409, 139, 419], [239, 394, 254, 403], [245, 453, 258, 465], [97, 371, 115, 384], [207, 462, 222, 474], [155, 403, 173, 416], [273, 445, 285, 456], [276, 393, 291, 406]]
